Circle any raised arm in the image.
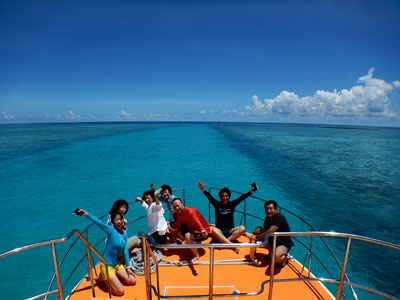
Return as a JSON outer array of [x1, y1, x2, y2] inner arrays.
[[136, 197, 149, 210], [197, 180, 206, 192], [197, 180, 219, 205], [154, 188, 162, 205], [74, 209, 114, 235], [231, 183, 258, 205]]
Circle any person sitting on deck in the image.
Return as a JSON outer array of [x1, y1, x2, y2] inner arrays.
[[74, 208, 136, 296], [136, 188, 170, 244], [249, 200, 294, 268], [107, 199, 139, 251], [171, 198, 212, 262], [158, 184, 177, 224], [197, 181, 258, 242]]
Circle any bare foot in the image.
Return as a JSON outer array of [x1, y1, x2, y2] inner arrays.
[[190, 256, 200, 262], [235, 247, 240, 254]]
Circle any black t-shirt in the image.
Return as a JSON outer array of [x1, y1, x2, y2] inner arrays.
[[204, 191, 251, 229], [263, 213, 294, 248]]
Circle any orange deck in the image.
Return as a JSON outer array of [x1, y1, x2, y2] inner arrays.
[[67, 236, 334, 300]]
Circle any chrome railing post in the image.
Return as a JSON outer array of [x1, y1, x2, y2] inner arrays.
[[244, 199, 247, 228], [86, 242, 95, 298], [308, 235, 313, 277], [209, 246, 215, 300], [143, 237, 152, 300], [51, 242, 64, 300], [336, 237, 352, 300], [268, 235, 277, 300]]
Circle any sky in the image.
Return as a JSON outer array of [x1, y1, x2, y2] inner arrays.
[[1, 0, 400, 126]]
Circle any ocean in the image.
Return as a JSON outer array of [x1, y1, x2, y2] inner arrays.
[[0, 122, 399, 300]]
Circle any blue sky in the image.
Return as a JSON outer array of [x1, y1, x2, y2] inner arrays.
[[1, 0, 400, 126]]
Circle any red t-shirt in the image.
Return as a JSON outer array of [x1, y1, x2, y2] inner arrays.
[[174, 207, 210, 234]]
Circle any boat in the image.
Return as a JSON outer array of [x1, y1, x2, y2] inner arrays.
[[1, 187, 399, 300]]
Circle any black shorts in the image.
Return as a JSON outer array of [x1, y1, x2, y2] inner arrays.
[[151, 232, 167, 244], [193, 230, 208, 242], [221, 228, 234, 237]]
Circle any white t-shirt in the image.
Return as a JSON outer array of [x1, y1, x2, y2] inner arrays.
[[141, 202, 168, 235]]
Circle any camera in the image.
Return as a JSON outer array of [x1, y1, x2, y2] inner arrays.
[[251, 182, 258, 191], [74, 208, 83, 216], [253, 225, 263, 235]]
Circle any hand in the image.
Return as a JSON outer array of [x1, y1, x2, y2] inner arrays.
[[150, 183, 155, 190], [201, 229, 208, 238], [197, 181, 205, 192], [252, 226, 262, 235], [73, 209, 87, 216], [135, 197, 143, 202], [155, 188, 162, 195], [250, 183, 258, 193]]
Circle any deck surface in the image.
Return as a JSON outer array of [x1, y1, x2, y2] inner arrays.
[[67, 236, 334, 300]]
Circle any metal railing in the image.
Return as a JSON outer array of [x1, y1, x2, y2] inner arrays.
[[45, 187, 185, 300], [267, 232, 400, 300], [207, 187, 359, 300], [0, 229, 111, 300], [1, 188, 399, 300], [145, 231, 400, 300]]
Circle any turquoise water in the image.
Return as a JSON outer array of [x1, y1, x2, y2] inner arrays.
[[0, 122, 399, 299]]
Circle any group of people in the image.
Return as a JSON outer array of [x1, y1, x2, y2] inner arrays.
[[74, 181, 294, 296]]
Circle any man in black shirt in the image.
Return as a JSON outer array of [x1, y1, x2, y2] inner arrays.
[[197, 181, 257, 242], [249, 200, 294, 267]]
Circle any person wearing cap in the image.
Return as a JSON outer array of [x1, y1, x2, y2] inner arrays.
[[197, 181, 257, 242]]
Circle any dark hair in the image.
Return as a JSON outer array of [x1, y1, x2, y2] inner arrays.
[[109, 199, 129, 215], [161, 184, 172, 195], [142, 190, 155, 200], [110, 211, 124, 225], [264, 200, 277, 209], [172, 197, 183, 204], [218, 187, 231, 199]]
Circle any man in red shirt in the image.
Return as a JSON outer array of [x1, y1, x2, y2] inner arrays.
[[172, 198, 210, 261]]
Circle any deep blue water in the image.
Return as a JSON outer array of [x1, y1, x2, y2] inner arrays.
[[0, 122, 399, 300]]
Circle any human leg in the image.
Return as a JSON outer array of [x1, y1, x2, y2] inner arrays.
[[185, 232, 199, 261], [249, 235, 257, 261], [128, 236, 140, 252], [228, 225, 245, 241], [116, 267, 137, 285], [100, 263, 126, 296], [109, 276, 125, 296], [212, 227, 239, 254], [274, 245, 289, 263]]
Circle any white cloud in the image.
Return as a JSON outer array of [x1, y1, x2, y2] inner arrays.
[[120, 110, 132, 118], [199, 110, 206, 114], [244, 68, 399, 118], [148, 113, 162, 118], [66, 110, 81, 120], [1, 112, 15, 120]]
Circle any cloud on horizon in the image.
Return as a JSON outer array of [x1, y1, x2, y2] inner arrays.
[[244, 68, 400, 118], [1, 69, 399, 125], [1, 112, 15, 120]]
